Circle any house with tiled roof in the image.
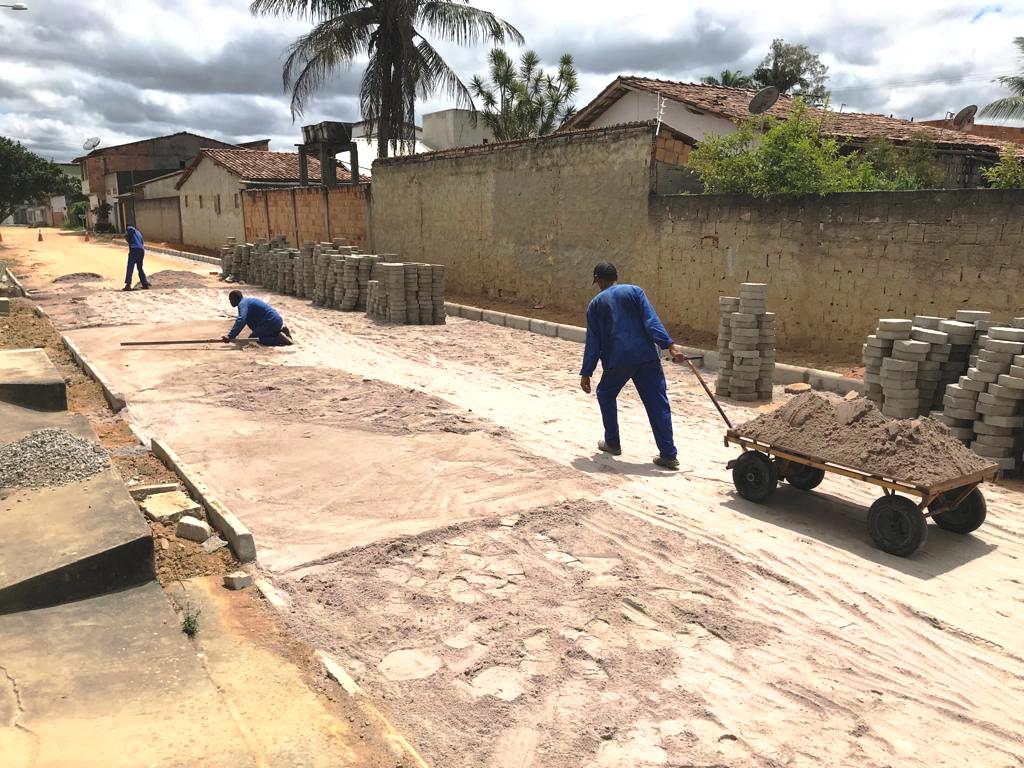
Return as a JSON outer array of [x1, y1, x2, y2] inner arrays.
[[562, 76, 1023, 188], [168, 149, 369, 249]]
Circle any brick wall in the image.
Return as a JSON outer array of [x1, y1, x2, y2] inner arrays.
[[242, 185, 369, 247], [370, 125, 1024, 353]]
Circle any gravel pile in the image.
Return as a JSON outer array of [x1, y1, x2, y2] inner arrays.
[[53, 272, 103, 283], [0, 428, 110, 488]]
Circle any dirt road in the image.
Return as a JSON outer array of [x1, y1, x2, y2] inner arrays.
[[5, 229, 1024, 768]]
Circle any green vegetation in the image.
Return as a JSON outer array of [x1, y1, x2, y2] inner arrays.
[[0, 137, 81, 224], [982, 150, 1024, 188], [752, 39, 830, 104], [62, 200, 89, 229], [700, 69, 753, 88], [181, 604, 201, 639], [250, 0, 522, 159], [689, 102, 947, 197], [980, 37, 1024, 121], [469, 49, 578, 140]]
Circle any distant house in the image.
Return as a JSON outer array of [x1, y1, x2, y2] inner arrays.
[[49, 163, 82, 227], [563, 76, 1024, 188], [174, 149, 367, 249], [130, 170, 185, 244], [74, 132, 270, 232]]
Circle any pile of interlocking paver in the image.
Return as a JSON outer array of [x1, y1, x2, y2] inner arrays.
[[715, 283, 775, 402], [219, 236, 446, 325]]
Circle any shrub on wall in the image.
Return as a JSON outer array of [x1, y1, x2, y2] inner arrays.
[[982, 150, 1024, 188]]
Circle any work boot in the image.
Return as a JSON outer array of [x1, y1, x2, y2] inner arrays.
[[122, 285, 133, 292], [654, 455, 680, 470], [598, 440, 622, 456], [281, 325, 293, 341], [141, 283, 151, 290]]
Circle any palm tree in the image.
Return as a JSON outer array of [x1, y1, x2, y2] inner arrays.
[[980, 37, 1024, 121], [701, 69, 753, 88], [470, 49, 578, 140], [250, 0, 523, 158]]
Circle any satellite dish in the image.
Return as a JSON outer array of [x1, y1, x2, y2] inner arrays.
[[952, 105, 977, 131], [82, 137, 101, 151], [748, 86, 780, 115]]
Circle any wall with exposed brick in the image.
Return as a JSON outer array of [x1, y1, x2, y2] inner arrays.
[[370, 125, 1024, 353], [242, 185, 369, 247]]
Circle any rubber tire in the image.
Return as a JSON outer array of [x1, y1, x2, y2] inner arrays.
[[786, 465, 826, 491], [928, 488, 987, 534], [732, 451, 778, 503], [867, 495, 928, 557]]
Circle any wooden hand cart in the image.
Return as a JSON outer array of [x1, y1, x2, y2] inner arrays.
[[725, 432, 998, 557]]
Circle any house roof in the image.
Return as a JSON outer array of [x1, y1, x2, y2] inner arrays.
[[374, 121, 695, 168], [73, 131, 245, 163], [175, 149, 370, 189], [563, 76, 1024, 158]]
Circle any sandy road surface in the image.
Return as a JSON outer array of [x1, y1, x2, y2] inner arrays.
[[6, 234, 1024, 767]]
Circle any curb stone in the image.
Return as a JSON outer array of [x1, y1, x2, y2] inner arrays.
[[151, 438, 256, 563], [61, 334, 127, 412]]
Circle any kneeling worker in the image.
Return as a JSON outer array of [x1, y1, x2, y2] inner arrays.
[[222, 290, 293, 346], [580, 262, 684, 469]]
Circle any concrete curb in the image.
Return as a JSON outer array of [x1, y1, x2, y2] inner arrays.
[[444, 301, 863, 396], [151, 438, 256, 563], [61, 334, 127, 412], [144, 245, 222, 267], [2, 267, 27, 297]]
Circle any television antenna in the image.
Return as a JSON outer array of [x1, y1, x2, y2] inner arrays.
[[951, 105, 977, 131], [82, 136, 101, 151], [748, 86, 780, 115]]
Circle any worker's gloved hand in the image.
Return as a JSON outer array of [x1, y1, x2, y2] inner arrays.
[[580, 376, 592, 394], [221, 335, 231, 343], [668, 344, 686, 364]]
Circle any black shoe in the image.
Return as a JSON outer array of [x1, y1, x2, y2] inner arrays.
[[598, 440, 622, 456], [122, 285, 133, 292], [653, 455, 680, 470], [281, 325, 293, 341], [141, 283, 151, 290]]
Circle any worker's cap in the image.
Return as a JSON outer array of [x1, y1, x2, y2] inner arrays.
[[592, 262, 617, 284]]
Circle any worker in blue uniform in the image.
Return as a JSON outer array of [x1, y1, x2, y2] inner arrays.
[[123, 225, 150, 291], [222, 290, 294, 346], [580, 262, 684, 469]]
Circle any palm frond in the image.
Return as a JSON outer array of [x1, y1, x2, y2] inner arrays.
[[416, 1, 524, 46], [249, 0, 364, 23], [979, 96, 1024, 121], [414, 37, 474, 110]]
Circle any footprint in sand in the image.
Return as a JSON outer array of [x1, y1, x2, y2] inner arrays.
[[379, 648, 443, 681]]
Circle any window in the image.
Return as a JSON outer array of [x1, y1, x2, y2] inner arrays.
[[214, 194, 221, 215], [234, 193, 239, 209], [184, 195, 188, 208], [199, 195, 204, 209]]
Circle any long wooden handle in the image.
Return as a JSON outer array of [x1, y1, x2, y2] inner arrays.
[[119, 338, 258, 346], [684, 357, 733, 429]]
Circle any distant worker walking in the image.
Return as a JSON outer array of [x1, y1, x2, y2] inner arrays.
[[123, 225, 150, 291], [580, 262, 684, 469], [222, 290, 294, 346]]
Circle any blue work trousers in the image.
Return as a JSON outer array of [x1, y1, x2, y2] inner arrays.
[[596, 359, 676, 459], [125, 248, 148, 287], [249, 317, 289, 346]]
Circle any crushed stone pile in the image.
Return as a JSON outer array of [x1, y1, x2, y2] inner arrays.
[[142, 270, 209, 289], [0, 428, 109, 488], [53, 272, 103, 283], [733, 392, 992, 486]]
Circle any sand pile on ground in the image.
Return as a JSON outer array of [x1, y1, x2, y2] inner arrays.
[[53, 272, 102, 283], [733, 392, 992, 486], [0, 428, 109, 488], [144, 270, 208, 288]]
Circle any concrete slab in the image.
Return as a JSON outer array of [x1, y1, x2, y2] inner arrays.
[[0, 402, 153, 614], [0, 349, 67, 411]]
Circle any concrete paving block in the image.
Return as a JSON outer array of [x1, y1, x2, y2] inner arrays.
[[967, 368, 999, 383], [973, 420, 1014, 436], [876, 330, 912, 341], [529, 318, 558, 337], [176, 515, 212, 543], [959, 376, 988, 392], [892, 349, 928, 363], [883, 405, 920, 419], [882, 358, 918, 373], [955, 310, 991, 323], [977, 401, 1018, 418], [1010, 365, 1024, 379], [989, 383, 1024, 400], [504, 314, 531, 331], [997, 374, 1024, 391], [480, 309, 506, 327], [140, 490, 201, 525], [0, 297, 9, 315], [970, 441, 1016, 459], [128, 483, 181, 501], [944, 407, 981, 421], [557, 324, 587, 344], [223, 571, 253, 590], [948, 426, 975, 441], [878, 318, 913, 332], [973, 433, 1018, 448], [989, 327, 1024, 342], [865, 335, 893, 349], [976, 360, 1011, 374], [911, 327, 949, 345], [894, 339, 931, 355], [984, 338, 1024, 355], [981, 414, 1024, 428], [912, 315, 945, 329]]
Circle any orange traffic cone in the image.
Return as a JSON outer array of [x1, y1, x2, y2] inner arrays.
[[37, 229, 43, 242], [84, 231, 90, 242], [0, 230, 4, 242]]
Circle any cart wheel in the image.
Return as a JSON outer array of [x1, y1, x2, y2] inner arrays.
[[928, 488, 987, 534], [867, 495, 928, 557], [732, 451, 778, 503], [786, 465, 826, 491]]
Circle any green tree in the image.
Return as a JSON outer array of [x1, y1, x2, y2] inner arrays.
[[980, 36, 1024, 121], [469, 49, 578, 140], [700, 69, 753, 88], [0, 137, 81, 224], [752, 39, 830, 104], [850, 135, 946, 190], [250, 0, 523, 159], [982, 150, 1024, 188]]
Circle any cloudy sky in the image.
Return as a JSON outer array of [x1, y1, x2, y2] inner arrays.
[[1, 0, 1022, 161]]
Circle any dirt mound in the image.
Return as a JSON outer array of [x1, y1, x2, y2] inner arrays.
[[143, 270, 209, 289], [733, 392, 992, 486], [53, 272, 102, 283]]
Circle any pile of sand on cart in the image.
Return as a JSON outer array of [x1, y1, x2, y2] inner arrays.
[[733, 392, 992, 486]]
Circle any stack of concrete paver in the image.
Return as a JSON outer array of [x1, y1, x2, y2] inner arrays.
[[714, 283, 775, 402], [863, 318, 951, 419], [219, 236, 447, 326]]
